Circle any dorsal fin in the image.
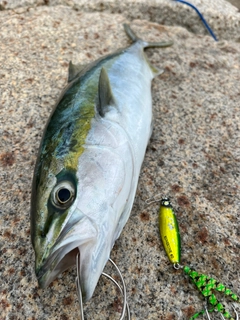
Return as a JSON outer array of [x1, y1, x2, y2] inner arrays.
[[68, 61, 86, 82], [97, 68, 116, 117]]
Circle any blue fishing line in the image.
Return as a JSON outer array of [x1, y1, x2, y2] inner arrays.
[[173, 0, 218, 41]]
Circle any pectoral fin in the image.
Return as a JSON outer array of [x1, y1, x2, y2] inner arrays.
[[97, 67, 116, 117]]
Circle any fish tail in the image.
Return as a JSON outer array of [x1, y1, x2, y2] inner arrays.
[[123, 23, 173, 49], [123, 23, 140, 43]]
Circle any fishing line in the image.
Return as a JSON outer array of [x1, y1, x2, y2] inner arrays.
[[172, 0, 218, 41]]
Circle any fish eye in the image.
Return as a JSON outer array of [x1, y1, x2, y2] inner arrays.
[[52, 181, 75, 209], [57, 188, 71, 204]]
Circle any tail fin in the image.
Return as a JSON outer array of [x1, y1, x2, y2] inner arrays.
[[123, 23, 173, 49]]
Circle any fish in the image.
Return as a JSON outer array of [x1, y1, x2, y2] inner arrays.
[[31, 24, 172, 301]]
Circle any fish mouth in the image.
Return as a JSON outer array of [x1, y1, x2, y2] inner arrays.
[[36, 242, 84, 288], [36, 213, 99, 299], [35, 211, 111, 301]]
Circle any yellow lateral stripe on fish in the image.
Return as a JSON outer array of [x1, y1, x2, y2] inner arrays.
[[159, 198, 181, 264]]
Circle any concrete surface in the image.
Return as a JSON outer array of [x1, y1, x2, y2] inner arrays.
[[0, 1, 239, 320], [227, 0, 240, 10]]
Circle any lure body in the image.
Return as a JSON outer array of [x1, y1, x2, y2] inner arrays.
[[159, 198, 181, 264], [31, 25, 170, 301]]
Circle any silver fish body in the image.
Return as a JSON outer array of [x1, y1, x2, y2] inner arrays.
[[31, 25, 171, 301]]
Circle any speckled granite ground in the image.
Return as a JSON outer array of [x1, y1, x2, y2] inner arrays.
[[0, 1, 240, 320]]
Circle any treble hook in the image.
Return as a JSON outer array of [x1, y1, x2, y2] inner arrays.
[[75, 251, 130, 319]]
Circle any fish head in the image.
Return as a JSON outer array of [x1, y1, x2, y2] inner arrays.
[[31, 148, 106, 300]]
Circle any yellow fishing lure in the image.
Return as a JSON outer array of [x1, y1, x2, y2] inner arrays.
[[159, 197, 181, 265], [158, 197, 239, 320]]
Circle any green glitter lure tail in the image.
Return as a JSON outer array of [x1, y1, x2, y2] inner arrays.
[[183, 265, 240, 320], [159, 198, 240, 320]]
